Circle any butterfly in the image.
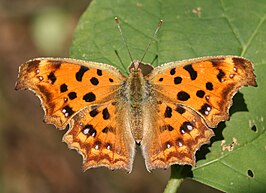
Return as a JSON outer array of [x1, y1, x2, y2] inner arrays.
[[15, 55, 257, 172]]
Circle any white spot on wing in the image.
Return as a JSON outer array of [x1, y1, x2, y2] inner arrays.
[[187, 124, 193, 130], [95, 144, 99, 150], [167, 143, 171, 148], [83, 128, 89, 135]]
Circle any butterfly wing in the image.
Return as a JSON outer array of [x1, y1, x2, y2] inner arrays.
[[141, 101, 214, 170], [147, 56, 257, 127], [15, 58, 125, 128], [15, 58, 135, 171], [64, 100, 135, 171], [141, 56, 257, 170]]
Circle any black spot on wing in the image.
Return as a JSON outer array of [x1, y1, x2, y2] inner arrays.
[[196, 90, 205, 98], [48, 72, 57, 84], [97, 69, 102, 76], [102, 127, 109, 133], [76, 66, 89, 82], [89, 108, 99, 117], [90, 77, 99, 85], [206, 82, 213, 90], [60, 84, 68, 92], [68, 92, 77, 100], [62, 105, 74, 117], [82, 124, 97, 137], [164, 106, 172, 118], [102, 108, 110, 120], [180, 121, 193, 134], [170, 68, 176, 75], [199, 103, 211, 115], [183, 64, 197, 80], [217, 69, 226, 82], [176, 106, 185, 114], [177, 91, 190, 101], [174, 76, 182, 84], [83, 92, 96, 102]]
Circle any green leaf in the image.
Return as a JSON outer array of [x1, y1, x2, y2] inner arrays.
[[70, 0, 266, 193]]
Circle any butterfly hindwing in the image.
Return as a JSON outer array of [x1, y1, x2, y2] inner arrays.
[[141, 101, 214, 170], [63, 101, 135, 172]]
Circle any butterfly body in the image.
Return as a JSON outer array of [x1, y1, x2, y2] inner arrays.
[[16, 56, 257, 172], [126, 60, 154, 142]]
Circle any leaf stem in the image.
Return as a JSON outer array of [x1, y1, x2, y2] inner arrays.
[[163, 166, 184, 193]]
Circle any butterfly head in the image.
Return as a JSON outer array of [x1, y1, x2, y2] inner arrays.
[[130, 60, 141, 73], [129, 60, 154, 76]]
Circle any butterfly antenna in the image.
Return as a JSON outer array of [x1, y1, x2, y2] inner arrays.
[[114, 49, 127, 72], [115, 17, 134, 62], [140, 19, 163, 63]]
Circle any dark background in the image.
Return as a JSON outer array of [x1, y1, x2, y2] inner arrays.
[[0, 0, 222, 192]]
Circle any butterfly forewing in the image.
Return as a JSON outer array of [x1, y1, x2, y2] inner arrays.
[[15, 58, 126, 129], [147, 56, 257, 128]]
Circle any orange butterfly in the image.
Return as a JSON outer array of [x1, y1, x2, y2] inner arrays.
[[15, 19, 257, 172]]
